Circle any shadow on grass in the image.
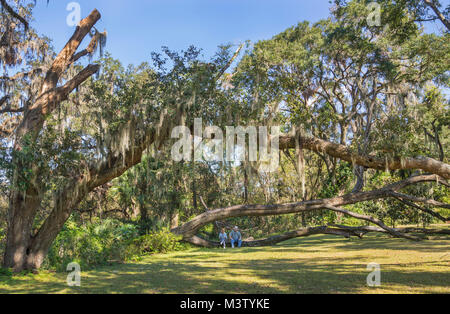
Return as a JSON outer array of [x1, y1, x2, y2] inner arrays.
[[4, 258, 446, 294], [1, 234, 449, 294]]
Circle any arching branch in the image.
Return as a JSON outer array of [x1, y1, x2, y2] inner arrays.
[[172, 175, 448, 240], [330, 224, 450, 237]]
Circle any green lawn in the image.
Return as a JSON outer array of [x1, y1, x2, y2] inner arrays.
[[1, 233, 449, 294]]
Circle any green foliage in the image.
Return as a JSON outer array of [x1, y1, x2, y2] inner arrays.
[[0, 225, 5, 265], [0, 267, 12, 278], [43, 220, 188, 272], [126, 229, 185, 258], [319, 163, 354, 199], [44, 219, 140, 271], [1, 0, 448, 273]]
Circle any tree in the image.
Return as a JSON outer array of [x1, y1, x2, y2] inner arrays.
[[171, 0, 449, 245], [2, 5, 104, 271], [1, 0, 448, 272]]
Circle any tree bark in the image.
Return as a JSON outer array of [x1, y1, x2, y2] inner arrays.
[[279, 135, 450, 180], [181, 225, 450, 248]]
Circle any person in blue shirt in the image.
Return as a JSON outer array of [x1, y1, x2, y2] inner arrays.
[[219, 228, 227, 249], [229, 226, 242, 248]]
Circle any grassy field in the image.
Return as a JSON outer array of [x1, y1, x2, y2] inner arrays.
[[0, 233, 449, 294]]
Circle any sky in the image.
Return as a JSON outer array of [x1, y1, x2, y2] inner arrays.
[[31, 0, 335, 66]]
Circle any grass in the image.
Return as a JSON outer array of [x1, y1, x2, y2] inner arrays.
[[0, 232, 449, 294]]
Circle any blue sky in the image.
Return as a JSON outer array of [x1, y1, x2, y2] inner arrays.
[[32, 0, 335, 66]]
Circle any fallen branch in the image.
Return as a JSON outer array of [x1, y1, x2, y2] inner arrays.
[[182, 224, 450, 248], [184, 226, 355, 248], [330, 224, 450, 237]]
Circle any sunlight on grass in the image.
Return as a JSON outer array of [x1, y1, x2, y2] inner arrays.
[[0, 232, 449, 294]]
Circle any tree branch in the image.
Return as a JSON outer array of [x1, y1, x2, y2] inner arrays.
[[182, 224, 450, 248], [325, 205, 421, 241], [0, 0, 29, 30], [0, 95, 10, 107], [172, 174, 447, 238], [41, 9, 101, 94], [0, 68, 43, 82], [330, 224, 450, 237], [0, 106, 24, 114], [58, 64, 100, 99], [15, 10, 101, 141], [389, 192, 449, 222], [215, 43, 244, 81], [69, 31, 102, 65], [279, 134, 450, 179], [423, 0, 450, 30]]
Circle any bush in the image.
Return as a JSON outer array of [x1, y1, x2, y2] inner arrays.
[[44, 218, 139, 271], [0, 223, 5, 266], [43, 220, 189, 272], [126, 229, 184, 257], [0, 267, 12, 277]]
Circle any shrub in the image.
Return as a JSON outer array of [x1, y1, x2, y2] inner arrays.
[[126, 229, 184, 257], [0, 224, 5, 266], [44, 218, 139, 271], [42, 220, 189, 272]]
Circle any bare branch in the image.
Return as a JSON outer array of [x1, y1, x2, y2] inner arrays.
[[215, 43, 244, 81], [325, 205, 421, 241], [69, 31, 102, 65], [389, 192, 449, 222], [58, 64, 100, 98], [41, 9, 101, 94], [423, 0, 450, 30]]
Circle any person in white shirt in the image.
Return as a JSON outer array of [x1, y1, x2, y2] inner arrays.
[[219, 228, 227, 249]]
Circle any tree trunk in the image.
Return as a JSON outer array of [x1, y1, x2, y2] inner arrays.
[[171, 212, 179, 229], [3, 188, 41, 271], [3, 10, 102, 272]]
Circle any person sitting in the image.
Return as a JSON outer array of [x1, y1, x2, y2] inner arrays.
[[219, 228, 227, 249], [229, 226, 242, 248]]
